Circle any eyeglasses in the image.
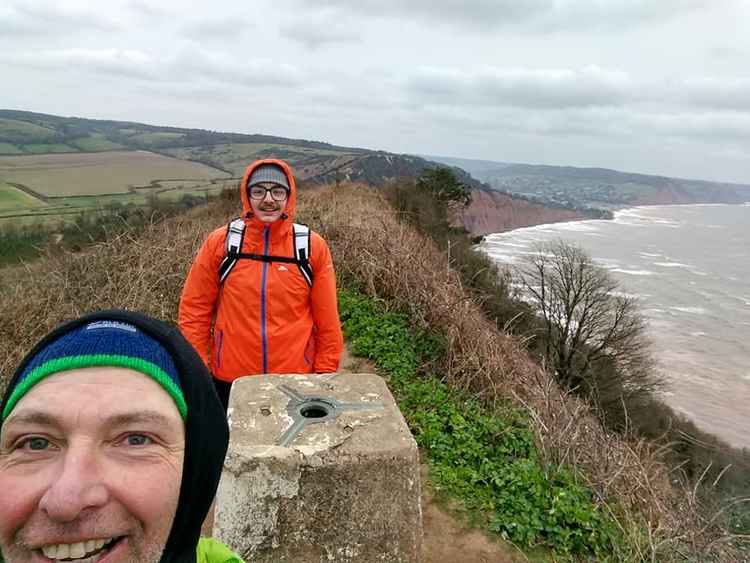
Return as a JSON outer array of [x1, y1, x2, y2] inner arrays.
[[248, 185, 289, 201]]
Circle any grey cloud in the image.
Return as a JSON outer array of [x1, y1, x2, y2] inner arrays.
[[294, 0, 712, 32], [0, 0, 121, 35], [294, 0, 547, 30], [2, 46, 304, 89], [410, 98, 750, 148], [279, 18, 362, 49], [126, 0, 174, 20], [169, 47, 304, 87], [406, 65, 634, 109], [6, 49, 158, 80], [179, 15, 255, 40], [638, 110, 750, 141], [681, 77, 750, 112]]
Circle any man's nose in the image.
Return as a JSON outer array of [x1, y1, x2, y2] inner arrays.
[[261, 190, 275, 202], [38, 446, 110, 522]]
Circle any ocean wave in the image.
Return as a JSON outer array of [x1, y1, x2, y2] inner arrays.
[[653, 261, 692, 268], [609, 290, 642, 299], [670, 306, 707, 315], [546, 222, 601, 233], [610, 268, 655, 276], [614, 211, 682, 228], [639, 252, 662, 258], [495, 242, 528, 249], [482, 252, 516, 264], [593, 258, 620, 268]]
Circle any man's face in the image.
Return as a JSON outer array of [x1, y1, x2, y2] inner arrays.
[[248, 182, 289, 223], [0, 367, 185, 563]]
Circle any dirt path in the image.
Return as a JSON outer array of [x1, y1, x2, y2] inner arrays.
[[339, 349, 524, 563]]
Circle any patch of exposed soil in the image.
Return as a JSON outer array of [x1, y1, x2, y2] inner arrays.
[[421, 464, 524, 563]]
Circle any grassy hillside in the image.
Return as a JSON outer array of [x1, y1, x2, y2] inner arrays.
[[0, 184, 743, 560], [0, 109, 366, 157], [0, 110, 485, 232]]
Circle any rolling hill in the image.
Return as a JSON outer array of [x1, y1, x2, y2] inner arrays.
[[433, 155, 750, 208]]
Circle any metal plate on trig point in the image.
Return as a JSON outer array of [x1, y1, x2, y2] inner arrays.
[[275, 384, 384, 446]]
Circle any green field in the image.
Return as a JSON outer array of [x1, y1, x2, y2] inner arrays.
[[0, 181, 233, 227], [0, 142, 23, 154], [0, 183, 47, 212], [0, 151, 230, 197], [128, 132, 185, 146], [69, 134, 124, 152], [166, 142, 357, 176], [0, 150, 233, 226], [0, 118, 56, 143], [23, 143, 78, 154]]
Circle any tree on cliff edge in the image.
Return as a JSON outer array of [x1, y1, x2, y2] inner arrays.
[[416, 167, 471, 207], [519, 240, 662, 427]]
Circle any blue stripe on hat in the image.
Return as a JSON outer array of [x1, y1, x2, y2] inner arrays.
[[2, 320, 186, 420]]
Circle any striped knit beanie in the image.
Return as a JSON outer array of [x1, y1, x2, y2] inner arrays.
[[2, 317, 187, 421]]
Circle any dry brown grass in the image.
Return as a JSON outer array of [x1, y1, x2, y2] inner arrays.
[[0, 183, 742, 560], [0, 196, 237, 387]]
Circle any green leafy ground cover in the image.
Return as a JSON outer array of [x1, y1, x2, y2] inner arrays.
[[338, 287, 625, 558]]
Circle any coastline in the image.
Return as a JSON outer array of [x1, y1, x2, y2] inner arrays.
[[483, 200, 750, 241], [478, 203, 750, 451]]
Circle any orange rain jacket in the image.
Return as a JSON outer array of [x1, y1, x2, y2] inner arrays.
[[178, 159, 343, 382]]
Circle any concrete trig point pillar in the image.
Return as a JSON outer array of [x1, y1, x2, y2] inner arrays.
[[214, 373, 423, 562]]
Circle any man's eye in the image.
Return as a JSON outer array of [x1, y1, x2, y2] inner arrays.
[[20, 437, 49, 451], [125, 434, 151, 446]]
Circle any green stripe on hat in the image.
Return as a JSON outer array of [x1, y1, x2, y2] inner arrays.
[[2, 354, 188, 421]]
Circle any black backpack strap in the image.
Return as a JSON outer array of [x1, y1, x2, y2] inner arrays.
[[293, 223, 313, 288], [218, 218, 245, 285]]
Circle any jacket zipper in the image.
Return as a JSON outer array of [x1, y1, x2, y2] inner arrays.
[[215, 329, 224, 368], [260, 225, 270, 373]]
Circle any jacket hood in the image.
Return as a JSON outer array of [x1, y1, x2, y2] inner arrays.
[[0, 310, 229, 563], [240, 159, 297, 225]]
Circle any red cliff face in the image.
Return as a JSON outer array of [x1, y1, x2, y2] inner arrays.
[[457, 190, 587, 236]]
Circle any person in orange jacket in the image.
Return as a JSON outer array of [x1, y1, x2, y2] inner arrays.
[[178, 159, 343, 409]]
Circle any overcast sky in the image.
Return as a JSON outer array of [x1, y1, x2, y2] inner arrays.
[[2, 0, 749, 183]]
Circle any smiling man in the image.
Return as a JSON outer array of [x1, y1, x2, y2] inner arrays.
[[179, 159, 343, 410], [0, 310, 240, 563]]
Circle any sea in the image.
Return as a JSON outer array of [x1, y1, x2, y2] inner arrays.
[[480, 203, 750, 450]]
